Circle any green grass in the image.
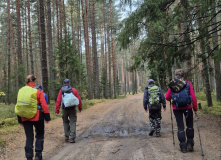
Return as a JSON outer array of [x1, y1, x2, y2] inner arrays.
[[196, 92, 221, 116], [0, 138, 4, 149]]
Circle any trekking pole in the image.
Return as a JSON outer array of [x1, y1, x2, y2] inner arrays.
[[169, 101, 175, 146], [195, 112, 204, 157]]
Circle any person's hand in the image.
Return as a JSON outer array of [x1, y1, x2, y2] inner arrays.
[[56, 113, 59, 116], [144, 109, 148, 113], [163, 108, 166, 111], [194, 111, 198, 120], [19, 123, 23, 127], [45, 121, 50, 124], [79, 108, 82, 113]]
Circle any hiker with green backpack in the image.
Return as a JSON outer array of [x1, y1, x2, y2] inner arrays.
[[143, 79, 166, 137], [15, 75, 51, 160]]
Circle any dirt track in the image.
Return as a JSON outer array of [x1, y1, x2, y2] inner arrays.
[[1, 94, 221, 160]]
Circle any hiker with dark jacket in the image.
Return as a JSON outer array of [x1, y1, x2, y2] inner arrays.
[[16, 75, 51, 160], [143, 79, 166, 137], [165, 69, 198, 153], [56, 79, 82, 143]]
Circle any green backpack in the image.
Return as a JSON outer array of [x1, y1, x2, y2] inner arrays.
[[148, 86, 160, 105], [15, 86, 38, 118]]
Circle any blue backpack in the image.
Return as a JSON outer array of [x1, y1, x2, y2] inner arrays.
[[169, 78, 192, 108]]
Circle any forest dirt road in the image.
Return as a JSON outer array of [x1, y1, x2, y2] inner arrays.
[[1, 94, 221, 160]]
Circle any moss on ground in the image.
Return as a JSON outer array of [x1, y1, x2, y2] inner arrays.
[[196, 92, 221, 117]]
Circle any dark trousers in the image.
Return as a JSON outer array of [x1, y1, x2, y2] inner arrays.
[[62, 107, 77, 140], [173, 109, 194, 144], [23, 119, 45, 160], [149, 109, 162, 133]]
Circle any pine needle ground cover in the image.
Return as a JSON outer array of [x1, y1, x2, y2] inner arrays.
[[196, 92, 221, 116]]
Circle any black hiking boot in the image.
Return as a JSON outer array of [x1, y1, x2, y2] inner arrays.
[[187, 140, 194, 152], [149, 129, 155, 136], [180, 142, 187, 153], [70, 139, 75, 143], [65, 136, 69, 142], [65, 138, 69, 142], [34, 157, 42, 160], [156, 132, 161, 137]]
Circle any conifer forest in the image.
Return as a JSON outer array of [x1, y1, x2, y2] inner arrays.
[[0, 0, 220, 107]]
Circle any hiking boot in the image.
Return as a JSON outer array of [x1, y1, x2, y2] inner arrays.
[[70, 139, 75, 143], [34, 157, 42, 160], [65, 138, 69, 142], [149, 129, 155, 136], [180, 142, 187, 153], [187, 140, 194, 152], [156, 132, 161, 137]]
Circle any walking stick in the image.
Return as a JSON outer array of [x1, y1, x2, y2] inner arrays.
[[170, 101, 175, 146], [195, 112, 204, 156]]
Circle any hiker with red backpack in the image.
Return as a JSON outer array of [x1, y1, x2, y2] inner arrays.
[[143, 79, 166, 137], [55, 79, 82, 143], [15, 75, 51, 160], [165, 69, 198, 153]]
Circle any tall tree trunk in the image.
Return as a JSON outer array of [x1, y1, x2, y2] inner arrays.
[[11, 23, 18, 93], [124, 51, 127, 95], [37, 1, 42, 83], [16, 0, 24, 88], [81, 0, 93, 99], [71, 0, 75, 51], [63, 0, 68, 77], [27, 0, 34, 75], [125, 50, 130, 94], [2, 29, 7, 104], [56, 0, 60, 43], [25, 3, 29, 75], [1, 26, 6, 103], [47, 0, 55, 102], [110, 2, 116, 99], [197, 8, 213, 107], [7, 0, 11, 104], [107, 28, 112, 98], [90, 0, 100, 99], [180, 0, 193, 80], [211, 2, 221, 102], [52, 0, 56, 50], [59, 0, 62, 41], [39, 0, 49, 98], [77, 0, 80, 57], [103, 1, 108, 98]]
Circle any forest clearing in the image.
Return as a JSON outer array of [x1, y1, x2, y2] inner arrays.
[[0, 94, 221, 160]]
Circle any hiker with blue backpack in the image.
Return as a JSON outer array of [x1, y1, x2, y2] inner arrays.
[[35, 84, 48, 104], [143, 79, 166, 137], [165, 69, 198, 153], [55, 79, 82, 143], [15, 75, 51, 160]]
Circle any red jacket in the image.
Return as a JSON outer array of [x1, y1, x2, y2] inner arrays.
[[165, 80, 198, 111], [55, 88, 82, 114], [18, 82, 51, 122]]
